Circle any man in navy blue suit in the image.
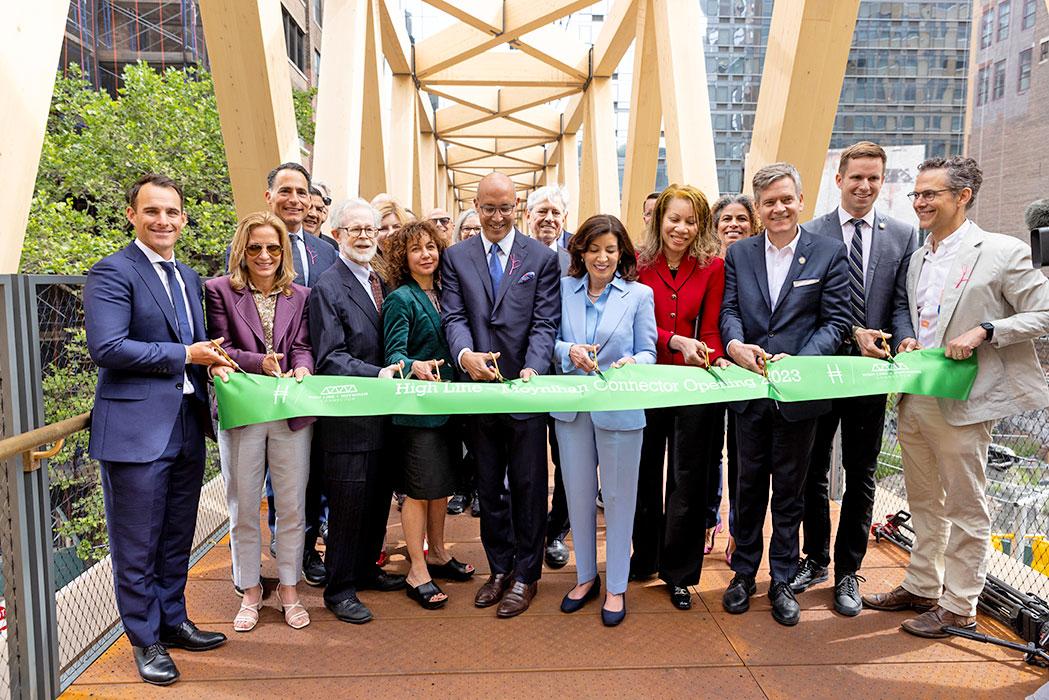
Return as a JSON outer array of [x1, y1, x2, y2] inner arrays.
[[719, 162, 851, 627], [441, 173, 561, 617], [85, 174, 233, 685]]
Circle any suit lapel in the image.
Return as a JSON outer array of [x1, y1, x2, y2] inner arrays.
[[272, 291, 294, 349], [565, 276, 587, 344], [864, 210, 884, 304], [177, 262, 207, 342], [338, 262, 381, 330], [772, 231, 812, 312], [408, 281, 442, 337], [468, 236, 495, 303], [748, 235, 772, 311], [493, 232, 529, 312], [125, 244, 179, 339], [233, 285, 267, 345], [653, 253, 696, 293], [935, 232, 983, 346], [592, 278, 631, 349], [907, 244, 925, 332]]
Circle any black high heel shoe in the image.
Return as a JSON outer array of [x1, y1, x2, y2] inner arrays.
[[406, 580, 447, 610], [602, 593, 626, 627], [560, 574, 601, 613]]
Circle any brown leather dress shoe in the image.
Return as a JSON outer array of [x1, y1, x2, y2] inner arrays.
[[861, 585, 937, 612], [496, 581, 538, 618], [474, 573, 512, 608], [900, 605, 976, 639]]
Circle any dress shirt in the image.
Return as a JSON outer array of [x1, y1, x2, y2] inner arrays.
[[765, 227, 801, 311], [134, 238, 195, 395], [289, 229, 310, 285], [915, 220, 971, 349], [339, 254, 380, 310], [585, 281, 612, 345], [838, 207, 875, 276], [480, 228, 515, 273], [547, 239, 559, 253]]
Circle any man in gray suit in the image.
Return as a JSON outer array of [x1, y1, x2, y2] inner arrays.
[[864, 156, 1049, 638], [791, 142, 918, 616]]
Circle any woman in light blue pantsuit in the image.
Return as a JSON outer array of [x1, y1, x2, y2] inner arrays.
[[552, 215, 657, 626]]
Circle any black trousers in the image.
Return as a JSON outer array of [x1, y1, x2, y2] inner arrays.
[[472, 414, 549, 584], [322, 449, 391, 605], [452, 416, 478, 495], [545, 416, 570, 543], [802, 394, 886, 576], [732, 400, 818, 583], [633, 404, 719, 586]]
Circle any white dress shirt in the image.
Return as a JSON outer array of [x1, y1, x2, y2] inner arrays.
[[765, 227, 801, 311], [481, 228, 515, 273], [838, 207, 875, 276], [134, 238, 195, 395], [339, 254, 379, 311], [915, 220, 971, 349], [289, 228, 310, 285]]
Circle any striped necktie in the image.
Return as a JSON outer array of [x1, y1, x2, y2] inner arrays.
[[847, 219, 866, 327]]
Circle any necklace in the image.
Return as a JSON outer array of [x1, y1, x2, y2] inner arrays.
[[587, 287, 605, 301]]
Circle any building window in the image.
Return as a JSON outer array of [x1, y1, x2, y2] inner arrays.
[[313, 49, 321, 81], [313, 0, 323, 27], [977, 64, 991, 105], [1022, 0, 1037, 30], [981, 9, 994, 48], [992, 59, 1007, 99], [1041, 37, 1049, 62], [282, 9, 307, 75], [1018, 48, 1033, 91], [998, 1, 1011, 42]]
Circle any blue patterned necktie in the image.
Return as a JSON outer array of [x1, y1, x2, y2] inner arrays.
[[847, 219, 866, 327], [159, 261, 194, 345], [488, 243, 504, 292]]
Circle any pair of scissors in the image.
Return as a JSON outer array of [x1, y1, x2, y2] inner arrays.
[[879, 330, 896, 363], [209, 339, 260, 384], [588, 348, 607, 381], [489, 352, 512, 385]]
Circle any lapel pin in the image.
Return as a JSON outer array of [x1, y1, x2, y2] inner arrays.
[[798, 256, 806, 265], [878, 221, 886, 230]]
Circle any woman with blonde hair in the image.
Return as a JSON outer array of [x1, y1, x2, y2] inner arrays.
[[377, 199, 411, 249], [632, 185, 728, 610], [206, 211, 315, 632]]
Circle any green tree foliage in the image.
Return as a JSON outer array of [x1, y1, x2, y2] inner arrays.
[[22, 63, 237, 276], [294, 87, 318, 150]]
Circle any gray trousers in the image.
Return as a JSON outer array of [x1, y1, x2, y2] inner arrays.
[[219, 420, 311, 588]]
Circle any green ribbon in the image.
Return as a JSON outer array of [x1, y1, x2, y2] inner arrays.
[[213, 349, 976, 431]]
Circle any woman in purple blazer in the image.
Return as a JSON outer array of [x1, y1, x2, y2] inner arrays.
[[205, 211, 315, 634]]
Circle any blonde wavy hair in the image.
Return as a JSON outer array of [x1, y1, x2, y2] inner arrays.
[[637, 184, 718, 268], [228, 211, 296, 296]]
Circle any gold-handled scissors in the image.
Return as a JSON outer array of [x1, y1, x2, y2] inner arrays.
[[488, 352, 510, 384], [702, 346, 725, 384], [880, 330, 895, 363], [209, 339, 260, 384], [431, 359, 443, 382], [588, 348, 607, 381]]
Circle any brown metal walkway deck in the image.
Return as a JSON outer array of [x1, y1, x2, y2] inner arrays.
[[64, 488, 1046, 699]]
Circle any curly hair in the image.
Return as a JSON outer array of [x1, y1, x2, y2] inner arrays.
[[918, 156, 983, 210], [637, 184, 718, 267], [381, 219, 448, 289]]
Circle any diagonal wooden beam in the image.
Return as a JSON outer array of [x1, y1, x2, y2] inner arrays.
[[441, 116, 557, 139], [512, 26, 589, 81], [446, 144, 498, 167], [653, 0, 719, 200], [578, 77, 620, 220], [419, 51, 585, 88], [497, 136, 559, 152], [503, 106, 562, 137], [497, 86, 582, 116], [443, 137, 499, 154], [415, 0, 595, 78], [421, 0, 502, 34], [376, 0, 411, 74], [449, 156, 544, 171], [620, 0, 661, 236], [424, 86, 501, 113], [436, 104, 495, 133], [744, 0, 860, 208]]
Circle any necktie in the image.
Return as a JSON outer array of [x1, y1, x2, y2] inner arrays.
[[159, 261, 194, 345], [368, 271, 384, 315], [488, 243, 504, 292], [847, 219, 866, 327], [290, 233, 307, 286]]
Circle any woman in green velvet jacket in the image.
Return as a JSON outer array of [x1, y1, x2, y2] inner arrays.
[[382, 220, 475, 610]]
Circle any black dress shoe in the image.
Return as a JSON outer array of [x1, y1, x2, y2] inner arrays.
[[722, 573, 756, 614], [447, 493, 467, 515], [769, 581, 801, 626], [302, 548, 327, 586], [669, 585, 692, 610], [788, 557, 828, 593], [560, 575, 601, 613], [326, 594, 373, 624], [133, 643, 179, 686], [159, 620, 227, 652], [470, 492, 481, 517], [545, 539, 570, 569], [357, 571, 407, 592], [602, 594, 626, 627], [834, 573, 865, 617], [319, 521, 329, 545]]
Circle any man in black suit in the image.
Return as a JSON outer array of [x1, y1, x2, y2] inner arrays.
[[792, 142, 918, 615], [308, 197, 403, 624], [441, 173, 561, 617], [719, 162, 851, 626]]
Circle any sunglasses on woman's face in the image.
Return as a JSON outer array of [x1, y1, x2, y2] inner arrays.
[[245, 243, 283, 257]]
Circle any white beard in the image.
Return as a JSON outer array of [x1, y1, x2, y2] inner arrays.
[[344, 245, 376, 265]]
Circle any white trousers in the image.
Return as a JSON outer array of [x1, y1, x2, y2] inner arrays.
[[218, 420, 311, 588]]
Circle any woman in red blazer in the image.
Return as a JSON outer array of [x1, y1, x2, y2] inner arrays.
[[633, 184, 728, 611], [205, 211, 315, 634]]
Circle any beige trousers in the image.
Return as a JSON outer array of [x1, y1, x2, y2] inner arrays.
[[898, 395, 994, 616]]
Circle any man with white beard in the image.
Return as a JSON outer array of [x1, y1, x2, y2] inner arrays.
[[308, 198, 404, 625]]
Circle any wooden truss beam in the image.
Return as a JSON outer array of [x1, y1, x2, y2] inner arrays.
[[389, 75, 417, 207], [419, 51, 585, 88], [421, 0, 502, 35], [377, 0, 411, 74], [620, 0, 661, 237], [578, 77, 619, 221], [744, 0, 860, 209]]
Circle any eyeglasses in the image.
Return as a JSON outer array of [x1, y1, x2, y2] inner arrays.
[[479, 205, 516, 217], [906, 188, 955, 202], [431, 217, 452, 226], [460, 226, 482, 235], [245, 243, 283, 257], [322, 196, 332, 206], [336, 226, 378, 238]]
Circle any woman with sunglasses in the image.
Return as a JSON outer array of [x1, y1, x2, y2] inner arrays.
[[205, 211, 315, 633]]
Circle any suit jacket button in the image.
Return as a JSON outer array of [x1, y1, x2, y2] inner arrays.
[[671, 294, 677, 300], [670, 312, 676, 319], [176, 382, 183, 390]]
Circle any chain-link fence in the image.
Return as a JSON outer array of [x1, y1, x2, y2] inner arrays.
[[873, 337, 1049, 602], [30, 277, 228, 688]]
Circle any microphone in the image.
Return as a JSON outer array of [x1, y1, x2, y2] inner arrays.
[[1026, 199, 1049, 268]]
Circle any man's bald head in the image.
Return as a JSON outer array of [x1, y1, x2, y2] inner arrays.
[[474, 173, 518, 243]]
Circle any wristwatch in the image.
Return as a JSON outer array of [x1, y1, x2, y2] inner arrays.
[[980, 322, 995, 341]]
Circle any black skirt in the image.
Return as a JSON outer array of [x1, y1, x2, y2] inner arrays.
[[398, 424, 458, 500]]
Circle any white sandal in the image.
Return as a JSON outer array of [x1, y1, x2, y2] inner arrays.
[[234, 598, 263, 632], [276, 588, 310, 629]]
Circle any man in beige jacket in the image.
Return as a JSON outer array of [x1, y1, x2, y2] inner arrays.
[[863, 156, 1049, 638]]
